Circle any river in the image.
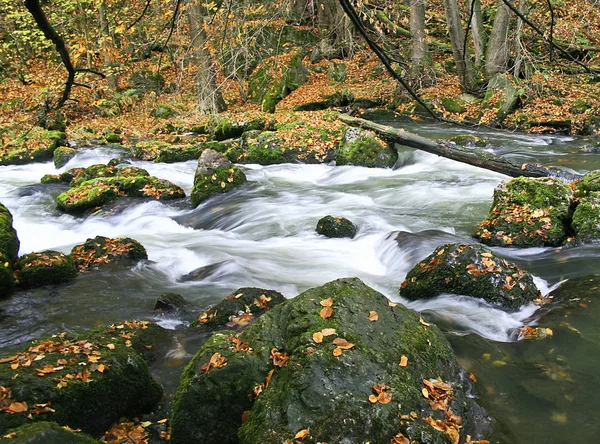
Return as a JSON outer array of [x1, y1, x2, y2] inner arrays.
[[1, 119, 599, 442]]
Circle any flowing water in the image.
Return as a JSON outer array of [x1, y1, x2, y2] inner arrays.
[[1, 120, 599, 442]]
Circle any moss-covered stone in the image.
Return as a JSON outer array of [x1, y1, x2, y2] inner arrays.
[[400, 244, 541, 310], [190, 149, 247, 208], [0, 322, 162, 436], [441, 97, 467, 114], [0, 421, 98, 443], [150, 104, 175, 119], [315, 215, 357, 238], [14, 250, 77, 289], [171, 278, 487, 444], [70, 236, 148, 271], [207, 115, 267, 141], [131, 140, 172, 161], [0, 204, 18, 295], [327, 61, 347, 82], [104, 133, 123, 143], [56, 174, 184, 215], [53, 146, 77, 169], [191, 287, 285, 330], [574, 170, 600, 198], [572, 192, 600, 242], [232, 131, 305, 165], [128, 69, 164, 94], [474, 177, 572, 247], [336, 127, 397, 168], [40, 174, 62, 184], [0, 128, 67, 166], [449, 134, 488, 147], [155, 144, 203, 163], [69, 164, 150, 187]]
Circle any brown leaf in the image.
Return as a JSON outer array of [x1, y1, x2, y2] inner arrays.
[[368, 394, 378, 404], [270, 348, 290, 367], [332, 347, 343, 357], [294, 428, 310, 439], [332, 338, 355, 349], [320, 297, 333, 307], [320, 306, 333, 319], [419, 316, 431, 327], [312, 332, 324, 344], [399, 355, 408, 367], [378, 391, 392, 405], [321, 328, 336, 336], [8, 402, 28, 413], [368, 311, 379, 321]]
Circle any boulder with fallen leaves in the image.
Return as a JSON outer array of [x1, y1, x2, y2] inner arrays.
[[474, 177, 572, 247], [0, 321, 163, 436], [70, 236, 148, 271], [335, 127, 398, 169], [190, 149, 247, 208], [68, 164, 150, 188], [206, 115, 268, 141], [0, 128, 67, 167], [0, 421, 98, 443], [191, 287, 285, 331], [171, 277, 489, 443], [13, 250, 78, 289], [315, 215, 357, 239], [400, 244, 541, 310], [0, 203, 19, 296]]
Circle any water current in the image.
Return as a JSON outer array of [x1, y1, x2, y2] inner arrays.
[[1, 119, 599, 442]]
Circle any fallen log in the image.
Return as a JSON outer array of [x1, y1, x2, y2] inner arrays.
[[338, 114, 582, 182]]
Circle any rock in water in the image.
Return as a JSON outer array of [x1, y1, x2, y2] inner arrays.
[[315, 215, 357, 238], [190, 149, 246, 207], [14, 250, 77, 289], [336, 127, 398, 168], [400, 243, 541, 310], [0, 203, 19, 296], [171, 278, 488, 443]]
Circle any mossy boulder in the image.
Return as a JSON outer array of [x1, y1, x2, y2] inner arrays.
[[0, 203, 19, 296], [441, 97, 467, 114], [131, 140, 173, 161], [150, 104, 175, 119], [315, 215, 357, 238], [190, 149, 247, 208], [191, 287, 285, 331], [0, 128, 67, 166], [474, 177, 572, 247], [327, 61, 347, 82], [400, 244, 541, 310], [56, 175, 185, 215], [170, 278, 487, 444], [104, 133, 123, 143], [155, 144, 203, 163], [128, 69, 164, 94], [336, 127, 397, 168], [69, 164, 150, 187], [574, 170, 600, 198], [14, 250, 77, 289], [449, 134, 488, 147], [0, 322, 163, 436], [206, 115, 267, 141], [53, 146, 77, 169], [572, 192, 600, 242], [234, 131, 303, 165], [70, 236, 148, 271], [0, 421, 98, 443], [41, 168, 85, 185]]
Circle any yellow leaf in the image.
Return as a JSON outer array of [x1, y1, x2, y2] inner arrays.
[[321, 328, 336, 336], [294, 428, 310, 439], [333, 347, 343, 357], [320, 306, 333, 319], [106, 344, 115, 350], [368, 311, 378, 321], [399, 355, 408, 367], [312, 332, 323, 343]]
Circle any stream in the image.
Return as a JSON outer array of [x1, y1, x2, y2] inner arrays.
[[1, 119, 599, 442]]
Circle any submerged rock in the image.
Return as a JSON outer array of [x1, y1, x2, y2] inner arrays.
[[0, 321, 163, 436], [0, 203, 19, 296], [70, 236, 148, 271], [14, 250, 77, 289], [336, 127, 397, 168], [191, 287, 285, 331], [400, 243, 541, 310], [0, 421, 98, 443], [171, 278, 488, 443], [190, 149, 247, 208], [474, 177, 572, 247], [315, 215, 357, 238]]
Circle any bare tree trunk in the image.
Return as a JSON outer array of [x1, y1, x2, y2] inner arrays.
[[186, 0, 226, 114], [317, 0, 354, 57], [513, 0, 526, 77], [288, 0, 312, 24], [470, 0, 487, 67], [99, 0, 118, 91], [410, 0, 429, 77], [443, 0, 476, 91], [486, 0, 513, 77]]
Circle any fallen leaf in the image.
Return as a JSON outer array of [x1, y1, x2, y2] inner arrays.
[[312, 332, 324, 343], [106, 344, 115, 350], [320, 306, 333, 319], [333, 347, 343, 357], [399, 355, 408, 367], [270, 348, 290, 367], [294, 428, 310, 439], [419, 316, 431, 327], [368, 394, 378, 404], [368, 311, 379, 321], [321, 328, 336, 336], [378, 391, 392, 404]]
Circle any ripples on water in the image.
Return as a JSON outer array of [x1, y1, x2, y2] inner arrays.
[[1, 125, 599, 442]]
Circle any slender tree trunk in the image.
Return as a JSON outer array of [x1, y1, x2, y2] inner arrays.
[[486, 0, 513, 77], [443, 0, 476, 91], [513, 0, 526, 77], [186, 0, 226, 114], [410, 0, 429, 77], [99, 0, 118, 91], [470, 0, 487, 67], [317, 0, 354, 57]]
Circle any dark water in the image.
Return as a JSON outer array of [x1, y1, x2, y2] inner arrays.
[[0, 122, 599, 442]]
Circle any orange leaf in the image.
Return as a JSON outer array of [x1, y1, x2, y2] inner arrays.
[[321, 328, 336, 336], [399, 355, 408, 367], [320, 306, 333, 319], [368, 394, 378, 404], [332, 347, 343, 357], [312, 332, 324, 343], [378, 391, 392, 405], [294, 428, 310, 439], [368, 311, 378, 321], [320, 297, 333, 307]]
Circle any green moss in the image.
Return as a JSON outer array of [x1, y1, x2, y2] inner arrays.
[[0, 203, 19, 265], [132, 140, 172, 161], [150, 104, 175, 119], [441, 97, 467, 114], [574, 170, 600, 197], [1, 421, 99, 443], [104, 133, 123, 143], [571, 192, 600, 242], [315, 215, 357, 238], [53, 146, 77, 168], [207, 115, 266, 141], [0, 322, 162, 437], [0, 128, 67, 166], [336, 127, 397, 168], [69, 164, 149, 187], [14, 250, 77, 289], [190, 165, 247, 208], [474, 177, 572, 247], [56, 181, 121, 215], [155, 144, 203, 163]]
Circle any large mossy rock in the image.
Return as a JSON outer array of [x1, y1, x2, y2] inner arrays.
[[336, 127, 398, 168], [171, 278, 487, 444], [0, 128, 66, 166], [0, 203, 19, 296], [53, 146, 77, 169], [574, 170, 600, 197], [155, 144, 203, 163], [474, 177, 572, 247], [68, 164, 150, 187], [190, 149, 247, 208], [231, 131, 303, 165], [14, 250, 77, 289], [56, 175, 185, 215], [0, 421, 98, 443], [400, 244, 541, 310], [315, 215, 357, 238], [0, 321, 163, 436], [191, 287, 285, 331], [572, 191, 600, 242], [70, 236, 148, 271], [207, 115, 267, 141]]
